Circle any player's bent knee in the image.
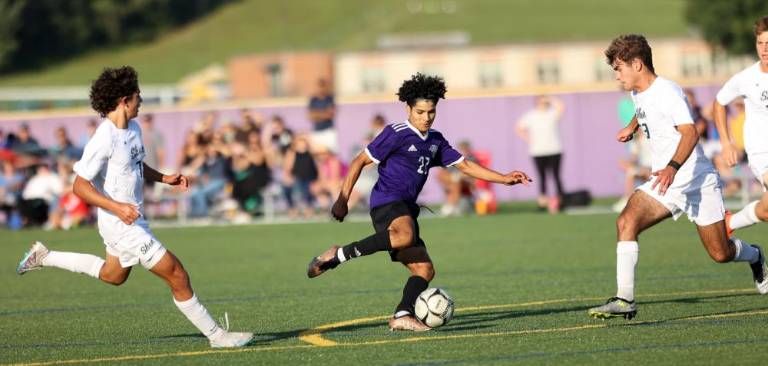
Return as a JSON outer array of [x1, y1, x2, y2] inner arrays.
[[101, 273, 128, 286], [616, 214, 638, 237], [411, 262, 435, 281], [391, 228, 415, 248]]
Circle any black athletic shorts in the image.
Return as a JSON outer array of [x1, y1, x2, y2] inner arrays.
[[370, 200, 426, 262]]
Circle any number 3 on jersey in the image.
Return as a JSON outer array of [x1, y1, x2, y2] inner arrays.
[[639, 123, 650, 139], [417, 156, 430, 175]]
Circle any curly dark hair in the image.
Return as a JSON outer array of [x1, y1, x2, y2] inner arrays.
[[396, 73, 447, 106], [89, 66, 139, 117], [605, 34, 655, 74]]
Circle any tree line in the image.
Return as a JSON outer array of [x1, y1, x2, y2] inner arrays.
[[0, 0, 230, 74]]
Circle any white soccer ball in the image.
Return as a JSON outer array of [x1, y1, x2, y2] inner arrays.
[[414, 287, 454, 328]]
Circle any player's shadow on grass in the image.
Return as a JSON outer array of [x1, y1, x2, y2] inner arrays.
[[158, 328, 306, 346], [437, 292, 758, 332]]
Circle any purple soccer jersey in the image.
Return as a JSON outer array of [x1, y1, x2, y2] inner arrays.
[[365, 121, 464, 208]]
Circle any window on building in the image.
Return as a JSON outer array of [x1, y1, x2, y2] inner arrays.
[[265, 63, 283, 97], [478, 62, 503, 88], [594, 59, 614, 82], [681, 53, 705, 78], [536, 60, 560, 84], [361, 67, 386, 93]]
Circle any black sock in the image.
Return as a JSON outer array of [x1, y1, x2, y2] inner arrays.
[[341, 231, 391, 260], [395, 276, 430, 315]]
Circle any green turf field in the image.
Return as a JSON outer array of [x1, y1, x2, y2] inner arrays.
[[1, 209, 766, 365], [0, 0, 687, 86]]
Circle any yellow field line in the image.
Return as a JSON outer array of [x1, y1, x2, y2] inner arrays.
[[4, 344, 316, 366], [3, 288, 760, 366], [298, 288, 756, 346]]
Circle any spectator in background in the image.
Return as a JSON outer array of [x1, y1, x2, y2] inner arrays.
[[187, 142, 230, 217], [50, 126, 82, 162], [195, 111, 217, 144], [236, 109, 262, 143], [78, 118, 99, 149], [18, 164, 62, 226], [270, 115, 294, 156], [370, 114, 386, 137], [515, 95, 566, 213], [0, 128, 8, 149], [231, 137, 273, 216], [141, 114, 166, 171], [179, 130, 205, 177], [438, 140, 477, 216], [313, 146, 345, 210], [307, 78, 338, 153], [283, 135, 318, 218], [9, 123, 45, 157], [48, 162, 88, 230], [0, 160, 24, 224]]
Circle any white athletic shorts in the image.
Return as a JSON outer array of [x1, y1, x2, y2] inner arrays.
[[748, 152, 768, 191], [99, 218, 167, 269], [637, 172, 725, 226]]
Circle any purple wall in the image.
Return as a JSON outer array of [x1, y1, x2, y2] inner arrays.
[[0, 85, 723, 203]]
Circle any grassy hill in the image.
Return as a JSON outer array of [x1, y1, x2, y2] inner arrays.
[[0, 0, 689, 86]]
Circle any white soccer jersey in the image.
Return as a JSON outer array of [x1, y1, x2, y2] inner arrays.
[[73, 119, 147, 238], [631, 77, 715, 187], [716, 62, 768, 155]]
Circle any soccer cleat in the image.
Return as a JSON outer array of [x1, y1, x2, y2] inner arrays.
[[210, 331, 254, 348], [209, 312, 254, 348], [307, 245, 340, 278], [724, 210, 734, 238], [587, 297, 637, 320], [16, 241, 49, 275], [750, 245, 768, 295], [388, 315, 431, 332]]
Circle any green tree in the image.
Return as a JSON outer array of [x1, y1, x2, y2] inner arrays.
[[0, 0, 229, 74], [686, 0, 768, 55]]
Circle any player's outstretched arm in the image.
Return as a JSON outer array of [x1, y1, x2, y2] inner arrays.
[[73, 175, 139, 225], [332, 151, 373, 221], [712, 101, 738, 167], [455, 160, 531, 186], [143, 163, 189, 189]]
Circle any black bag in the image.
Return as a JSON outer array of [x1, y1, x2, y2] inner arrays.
[[561, 190, 592, 208]]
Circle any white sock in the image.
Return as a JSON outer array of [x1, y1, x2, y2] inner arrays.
[[732, 238, 759, 264], [616, 241, 639, 302], [336, 247, 347, 263], [42, 251, 104, 279], [730, 201, 761, 230], [173, 294, 223, 340]]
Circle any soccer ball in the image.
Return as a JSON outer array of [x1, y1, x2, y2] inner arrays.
[[414, 287, 454, 328]]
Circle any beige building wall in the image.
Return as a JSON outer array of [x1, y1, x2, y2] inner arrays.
[[332, 38, 756, 97]]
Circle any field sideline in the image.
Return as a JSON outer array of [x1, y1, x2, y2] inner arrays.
[[1, 208, 766, 365]]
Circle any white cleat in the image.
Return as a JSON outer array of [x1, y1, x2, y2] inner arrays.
[[17, 241, 49, 275], [750, 245, 768, 295], [210, 331, 254, 348], [209, 312, 253, 348]]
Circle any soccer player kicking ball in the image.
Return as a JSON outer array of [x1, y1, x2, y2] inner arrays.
[[307, 73, 532, 331], [714, 16, 768, 245], [588, 35, 768, 320], [16, 66, 253, 348]]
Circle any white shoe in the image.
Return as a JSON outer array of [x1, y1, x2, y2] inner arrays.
[[750, 245, 768, 295], [17, 241, 49, 275], [209, 313, 253, 348], [210, 331, 254, 348]]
